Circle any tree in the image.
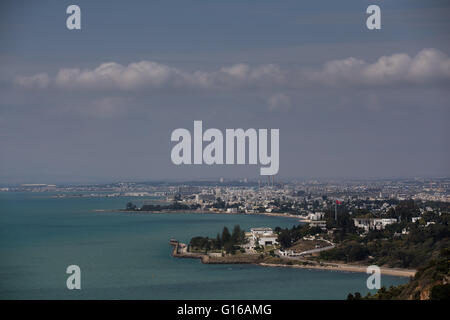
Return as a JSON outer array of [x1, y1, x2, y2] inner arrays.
[[431, 284, 450, 300], [231, 225, 245, 244], [348, 242, 369, 261], [278, 230, 292, 249], [126, 202, 136, 210], [222, 227, 231, 245], [204, 241, 211, 253], [215, 233, 222, 249], [224, 242, 234, 254]]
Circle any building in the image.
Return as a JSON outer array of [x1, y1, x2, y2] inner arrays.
[[307, 212, 325, 221], [195, 193, 216, 203], [353, 218, 397, 231], [250, 227, 278, 246]]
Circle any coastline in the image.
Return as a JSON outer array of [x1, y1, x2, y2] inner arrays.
[[99, 208, 310, 222], [258, 262, 416, 278], [170, 242, 416, 278], [109, 210, 416, 278], [114, 208, 416, 278]]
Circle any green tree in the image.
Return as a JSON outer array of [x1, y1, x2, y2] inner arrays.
[[224, 242, 234, 254], [431, 284, 450, 300], [222, 227, 231, 245], [126, 202, 136, 210], [215, 233, 222, 249], [278, 230, 292, 249], [231, 225, 244, 244]]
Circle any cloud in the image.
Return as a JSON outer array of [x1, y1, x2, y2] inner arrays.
[[50, 61, 285, 91], [267, 93, 291, 111], [407, 48, 450, 82], [310, 48, 450, 86], [14, 73, 50, 88], [14, 48, 450, 92], [54, 61, 194, 90]]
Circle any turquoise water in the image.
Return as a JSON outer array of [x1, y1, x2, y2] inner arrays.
[[0, 192, 408, 299]]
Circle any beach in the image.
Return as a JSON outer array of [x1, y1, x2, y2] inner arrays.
[[259, 262, 416, 278]]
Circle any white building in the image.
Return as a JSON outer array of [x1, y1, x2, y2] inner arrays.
[[353, 218, 397, 231], [307, 212, 325, 221], [250, 227, 278, 246], [372, 218, 397, 230]]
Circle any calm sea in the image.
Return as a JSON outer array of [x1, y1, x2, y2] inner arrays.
[[0, 192, 408, 299]]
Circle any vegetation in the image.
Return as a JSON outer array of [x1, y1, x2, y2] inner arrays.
[[189, 225, 247, 254], [275, 225, 324, 249], [281, 199, 450, 300], [320, 241, 369, 262], [319, 201, 450, 269], [341, 200, 450, 301], [126, 202, 137, 210], [125, 201, 200, 212], [348, 248, 450, 300]]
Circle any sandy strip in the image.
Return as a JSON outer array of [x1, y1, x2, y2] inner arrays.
[[259, 262, 416, 277]]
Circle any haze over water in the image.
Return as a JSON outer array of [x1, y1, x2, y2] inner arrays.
[[0, 193, 407, 299]]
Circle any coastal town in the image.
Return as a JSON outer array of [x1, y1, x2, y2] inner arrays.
[[2, 177, 449, 299], [3, 178, 449, 236]]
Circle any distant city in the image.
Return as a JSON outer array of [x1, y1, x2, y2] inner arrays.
[[3, 177, 449, 211]]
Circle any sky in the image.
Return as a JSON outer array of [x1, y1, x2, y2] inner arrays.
[[0, 0, 449, 184]]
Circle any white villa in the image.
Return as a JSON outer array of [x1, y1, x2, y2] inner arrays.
[[250, 227, 278, 246], [353, 218, 397, 231], [307, 212, 325, 221]]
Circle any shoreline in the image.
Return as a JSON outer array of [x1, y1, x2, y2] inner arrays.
[[97, 208, 309, 222], [113, 208, 416, 278], [258, 262, 416, 278], [170, 242, 416, 278]]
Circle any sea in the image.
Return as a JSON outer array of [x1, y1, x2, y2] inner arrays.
[[0, 192, 408, 299]]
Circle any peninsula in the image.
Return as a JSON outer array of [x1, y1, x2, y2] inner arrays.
[[169, 224, 418, 278]]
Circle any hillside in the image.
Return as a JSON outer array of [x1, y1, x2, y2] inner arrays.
[[348, 249, 450, 300]]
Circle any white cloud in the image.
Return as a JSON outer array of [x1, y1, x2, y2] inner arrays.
[[14, 48, 450, 91], [362, 53, 412, 84], [54, 61, 189, 90], [310, 57, 366, 86], [220, 63, 250, 79], [407, 48, 450, 82], [311, 48, 450, 86], [49, 61, 286, 91], [14, 73, 50, 88]]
